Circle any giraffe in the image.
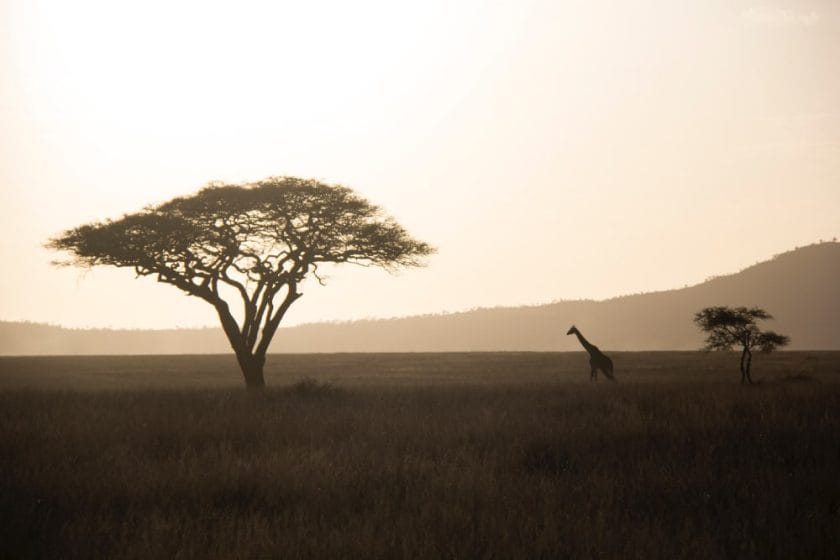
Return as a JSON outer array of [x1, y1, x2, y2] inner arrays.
[[566, 325, 615, 381]]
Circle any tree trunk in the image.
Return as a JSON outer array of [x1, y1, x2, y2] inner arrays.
[[738, 346, 756, 385], [213, 301, 267, 389], [236, 352, 266, 390], [739, 347, 748, 385], [744, 348, 754, 385]]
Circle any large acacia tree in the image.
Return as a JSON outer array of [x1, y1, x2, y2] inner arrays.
[[693, 306, 789, 385], [48, 177, 434, 388]]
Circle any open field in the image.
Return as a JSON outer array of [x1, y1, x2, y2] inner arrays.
[[2, 352, 840, 558], [2, 351, 839, 390]]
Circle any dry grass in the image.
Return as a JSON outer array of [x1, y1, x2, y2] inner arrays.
[[1, 352, 839, 558]]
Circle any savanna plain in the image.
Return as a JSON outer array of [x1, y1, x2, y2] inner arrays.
[[1, 351, 839, 559]]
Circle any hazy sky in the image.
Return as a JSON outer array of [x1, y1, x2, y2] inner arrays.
[[1, 0, 838, 329]]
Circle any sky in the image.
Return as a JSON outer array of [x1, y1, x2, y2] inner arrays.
[[1, 0, 838, 329]]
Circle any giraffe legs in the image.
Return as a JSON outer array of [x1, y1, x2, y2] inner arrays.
[[590, 365, 598, 382]]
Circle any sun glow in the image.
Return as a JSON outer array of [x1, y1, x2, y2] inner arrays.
[[1, 1, 839, 328]]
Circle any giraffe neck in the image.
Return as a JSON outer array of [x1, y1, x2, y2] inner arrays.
[[574, 330, 597, 355]]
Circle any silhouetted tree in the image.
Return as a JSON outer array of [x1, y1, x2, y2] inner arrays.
[[693, 306, 789, 385], [48, 177, 434, 389]]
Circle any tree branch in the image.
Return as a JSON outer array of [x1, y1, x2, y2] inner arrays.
[[254, 282, 302, 357]]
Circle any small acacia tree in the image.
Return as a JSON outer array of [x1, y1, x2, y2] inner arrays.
[[693, 306, 790, 385], [48, 176, 434, 389]]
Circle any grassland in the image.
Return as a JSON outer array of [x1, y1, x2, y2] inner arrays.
[[1, 352, 839, 559]]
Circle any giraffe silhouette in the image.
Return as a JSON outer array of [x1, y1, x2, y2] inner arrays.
[[567, 325, 615, 381]]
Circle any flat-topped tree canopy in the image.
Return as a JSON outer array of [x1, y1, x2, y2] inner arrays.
[[48, 176, 435, 388], [693, 306, 789, 385]]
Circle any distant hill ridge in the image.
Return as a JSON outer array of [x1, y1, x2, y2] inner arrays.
[[1, 242, 838, 354]]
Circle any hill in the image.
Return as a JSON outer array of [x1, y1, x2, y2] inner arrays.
[[1, 242, 838, 354]]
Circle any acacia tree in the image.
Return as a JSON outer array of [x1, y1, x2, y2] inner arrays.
[[48, 177, 434, 389], [693, 306, 790, 385]]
